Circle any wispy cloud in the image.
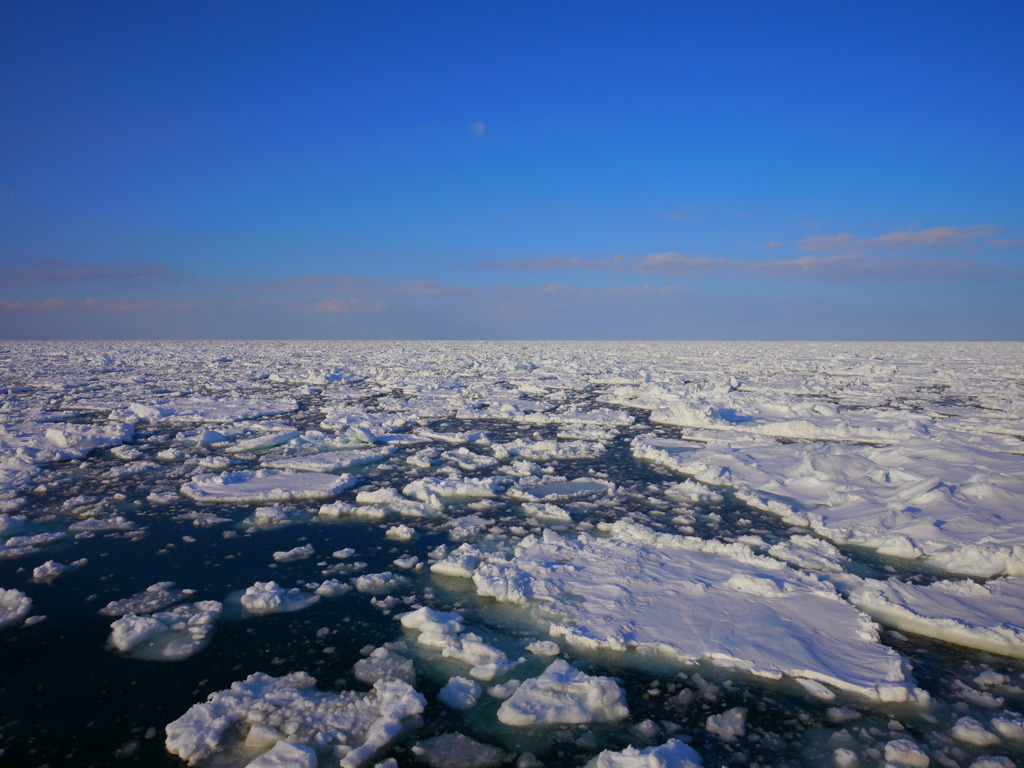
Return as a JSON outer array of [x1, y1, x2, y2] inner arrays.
[[798, 225, 1001, 252], [481, 250, 1011, 281], [0, 296, 196, 311], [479, 254, 628, 271], [2, 258, 181, 285]]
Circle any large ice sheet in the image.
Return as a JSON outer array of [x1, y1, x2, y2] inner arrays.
[[445, 522, 925, 703], [657, 436, 1024, 577], [848, 576, 1024, 658], [126, 397, 297, 423]]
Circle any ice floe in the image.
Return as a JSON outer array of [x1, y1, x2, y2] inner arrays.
[[164, 671, 425, 767], [847, 576, 1024, 658], [181, 469, 356, 504], [496, 659, 629, 725], [444, 522, 926, 703]]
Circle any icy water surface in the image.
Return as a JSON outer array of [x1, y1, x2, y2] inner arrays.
[[1, 341, 1023, 768]]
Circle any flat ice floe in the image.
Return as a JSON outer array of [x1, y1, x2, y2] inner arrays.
[[0, 587, 32, 628], [164, 672, 426, 767], [261, 446, 396, 472], [847, 576, 1024, 658], [640, 435, 1024, 578], [109, 601, 222, 661], [180, 469, 356, 503], [447, 522, 925, 703], [122, 397, 298, 423]]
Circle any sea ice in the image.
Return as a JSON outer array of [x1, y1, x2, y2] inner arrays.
[[239, 581, 320, 616], [496, 659, 629, 726], [0, 587, 32, 629], [450, 523, 925, 703], [181, 469, 356, 504], [847, 576, 1024, 658], [438, 676, 482, 709], [164, 671, 426, 767], [584, 739, 703, 768], [109, 600, 221, 660]]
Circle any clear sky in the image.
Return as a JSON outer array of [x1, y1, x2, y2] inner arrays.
[[1, 1, 1022, 340]]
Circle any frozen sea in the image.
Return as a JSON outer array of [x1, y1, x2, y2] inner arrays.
[[1, 340, 1023, 768]]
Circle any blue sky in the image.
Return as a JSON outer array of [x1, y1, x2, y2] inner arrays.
[[1, 1, 1022, 339]]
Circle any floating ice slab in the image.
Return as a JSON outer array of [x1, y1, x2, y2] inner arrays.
[[403, 476, 504, 501], [164, 672, 425, 767], [181, 469, 356, 504], [100, 582, 188, 617], [109, 600, 221, 661], [262, 446, 395, 472], [126, 397, 297, 423], [585, 739, 703, 768], [496, 659, 629, 725], [451, 523, 925, 703], [507, 478, 613, 503], [663, 436, 1024, 578], [0, 587, 32, 629], [848, 575, 1024, 658], [239, 581, 320, 616], [411, 733, 508, 768]]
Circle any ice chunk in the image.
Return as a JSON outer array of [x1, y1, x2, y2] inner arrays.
[[240, 582, 319, 616], [32, 558, 86, 582], [245, 741, 317, 768], [706, 707, 746, 741], [353, 647, 416, 685], [109, 601, 221, 660], [403, 476, 504, 501], [951, 715, 999, 746], [100, 582, 187, 617], [262, 446, 395, 472], [585, 739, 703, 768], [438, 676, 481, 710], [181, 469, 356, 504], [0, 587, 32, 629], [411, 733, 508, 768], [273, 545, 315, 562], [496, 659, 628, 726], [164, 672, 425, 767], [883, 738, 929, 768]]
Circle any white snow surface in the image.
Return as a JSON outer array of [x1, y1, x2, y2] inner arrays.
[[181, 469, 356, 504], [647, 435, 1024, 578], [585, 739, 703, 768], [848, 575, 1024, 658], [449, 522, 925, 703], [496, 659, 629, 725], [164, 671, 425, 767], [0, 587, 32, 629]]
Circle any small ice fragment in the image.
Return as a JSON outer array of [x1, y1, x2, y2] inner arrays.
[[244, 740, 317, 768], [706, 707, 746, 741], [585, 739, 703, 768], [497, 659, 628, 726], [438, 676, 481, 710], [0, 588, 32, 629], [883, 739, 929, 768]]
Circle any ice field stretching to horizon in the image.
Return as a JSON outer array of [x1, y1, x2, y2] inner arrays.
[[1, 340, 1024, 768]]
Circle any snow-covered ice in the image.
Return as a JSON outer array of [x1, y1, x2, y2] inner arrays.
[[181, 469, 356, 504], [164, 671, 425, 767], [496, 659, 629, 726], [3, 339, 1024, 768]]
